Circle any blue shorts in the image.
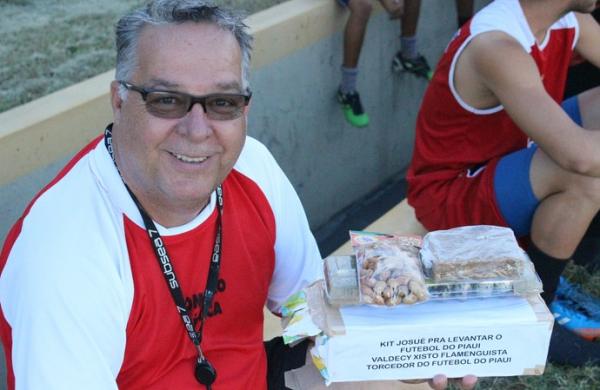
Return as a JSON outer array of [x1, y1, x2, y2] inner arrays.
[[494, 95, 582, 237], [337, 0, 350, 6]]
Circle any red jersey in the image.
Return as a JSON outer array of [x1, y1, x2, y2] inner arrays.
[[407, 0, 579, 229], [0, 133, 322, 389]]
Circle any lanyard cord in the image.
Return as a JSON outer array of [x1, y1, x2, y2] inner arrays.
[[103, 126, 223, 357]]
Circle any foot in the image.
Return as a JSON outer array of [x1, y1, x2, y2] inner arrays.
[[391, 52, 433, 80], [551, 277, 600, 340], [547, 320, 600, 366], [337, 89, 369, 128]]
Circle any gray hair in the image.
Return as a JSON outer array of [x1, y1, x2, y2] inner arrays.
[[115, 0, 253, 91]]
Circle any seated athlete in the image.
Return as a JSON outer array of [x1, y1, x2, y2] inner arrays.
[[407, 0, 600, 366]]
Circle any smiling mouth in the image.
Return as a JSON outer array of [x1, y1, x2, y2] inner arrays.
[[169, 151, 208, 164]]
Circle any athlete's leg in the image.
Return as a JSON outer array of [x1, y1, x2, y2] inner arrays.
[[400, 0, 420, 39], [560, 89, 600, 268], [529, 152, 600, 257], [494, 147, 539, 238], [493, 140, 600, 300], [337, 0, 372, 127], [399, 0, 421, 61], [527, 89, 600, 259], [391, 0, 432, 79], [343, 0, 373, 69], [578, 85, 600, 129], [494, 145, 600, 365]]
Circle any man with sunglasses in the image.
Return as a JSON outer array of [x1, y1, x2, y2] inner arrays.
[[0, 1, 324, 389]]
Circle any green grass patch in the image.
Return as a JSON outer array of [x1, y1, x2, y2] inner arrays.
[[0, 0, 285, 112]]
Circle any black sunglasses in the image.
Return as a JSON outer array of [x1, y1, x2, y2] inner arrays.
[[119, 81, 251, 120]]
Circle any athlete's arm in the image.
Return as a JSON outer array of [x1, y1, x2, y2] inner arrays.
[[573, 12, 600, 130], [575, 13, 600, 68], [466, 31, 600, 176]]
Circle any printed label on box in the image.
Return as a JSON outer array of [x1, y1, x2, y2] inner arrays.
[[324, 324, 550, 381]]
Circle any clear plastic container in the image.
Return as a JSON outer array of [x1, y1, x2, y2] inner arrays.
[[323, 228, 544, 307], [324, 255, 360, 306], [425, 255, 542, 300]]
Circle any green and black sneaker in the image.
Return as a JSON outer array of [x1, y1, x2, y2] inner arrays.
[[391, 52, 433, 80], [337, 89, 369, 128]]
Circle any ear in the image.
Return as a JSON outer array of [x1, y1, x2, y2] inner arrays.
[[110, 80, 124, 123]]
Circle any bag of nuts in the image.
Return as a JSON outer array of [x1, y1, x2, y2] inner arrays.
[[350, 231, 429, 306]]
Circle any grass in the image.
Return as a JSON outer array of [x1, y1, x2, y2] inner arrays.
[[1, 0, 600, 388], [0, 0, 285, 113], [474, 262, 600, 390], [477, 363, 600, 390]]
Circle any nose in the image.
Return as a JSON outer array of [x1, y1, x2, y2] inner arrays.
[[186, 99, 208, 114], [176, 101, 213, 140]]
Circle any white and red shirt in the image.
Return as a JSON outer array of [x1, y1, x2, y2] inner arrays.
[[407, 0, 579, 224], [0, 132, 323, 389]]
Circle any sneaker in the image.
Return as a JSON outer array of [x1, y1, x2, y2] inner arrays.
[[337, 89, 369, 128], [551, 297, 600, 341], [548, 320, 600, 366], [555, 276, 600, 319], [391, 52, 433, 80]]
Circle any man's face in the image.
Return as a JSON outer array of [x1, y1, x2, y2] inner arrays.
[[110, 22, 248, 225]]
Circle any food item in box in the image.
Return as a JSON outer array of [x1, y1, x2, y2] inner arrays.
[[427, 279, 514, 299], [350, 231, 428, 305], [421, 225, 527, 282], [323, 255, 360, 306], [431, 256, 521, 282]]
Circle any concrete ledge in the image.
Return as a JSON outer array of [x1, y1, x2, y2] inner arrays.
[[0, 0, 381, 187], [0, 71, 113, 186], [249, 0, 352, 68]]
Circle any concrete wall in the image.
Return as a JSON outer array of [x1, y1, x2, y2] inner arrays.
[[0, 0, 470, 245]]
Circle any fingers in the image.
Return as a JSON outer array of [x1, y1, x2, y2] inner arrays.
[[427, 374, 478, 390], [429, 374, 448, 390], [459, 374, 478, 390]]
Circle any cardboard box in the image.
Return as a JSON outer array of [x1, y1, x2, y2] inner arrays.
[[304, 282, 553, 383]]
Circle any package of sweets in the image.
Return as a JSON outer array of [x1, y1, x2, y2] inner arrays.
[[420, 225, 527, 283]]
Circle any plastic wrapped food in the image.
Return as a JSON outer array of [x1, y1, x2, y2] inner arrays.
[[425, 257, 542, 299], [324, 228, 543, 307], [350, 231, 428, 306], [324, 255, 360, 306], [420, 225, 527, 282]]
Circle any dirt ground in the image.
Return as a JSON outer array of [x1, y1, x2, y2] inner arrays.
[[0, 0, 285, 113]]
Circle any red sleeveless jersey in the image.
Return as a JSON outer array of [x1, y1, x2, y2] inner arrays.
[[407, 0, 578, 229]]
